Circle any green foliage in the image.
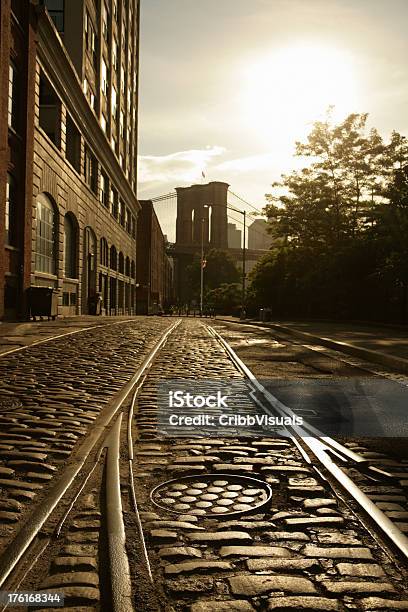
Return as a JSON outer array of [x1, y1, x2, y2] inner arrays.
[[250, 110, 408, 322], [206, 283, 241, 314], [185, 249, 240, 303]]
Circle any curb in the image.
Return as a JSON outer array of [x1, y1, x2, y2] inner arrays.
[[216, 317, 408, 376]]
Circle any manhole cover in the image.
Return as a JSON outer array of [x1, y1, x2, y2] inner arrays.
[[150, 473, 272, 518]]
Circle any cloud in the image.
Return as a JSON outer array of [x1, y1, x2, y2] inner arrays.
[[138, 146, 226, 185], [215, 153, 276, 173]]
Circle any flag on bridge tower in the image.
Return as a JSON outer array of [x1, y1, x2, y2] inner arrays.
[[201, 170, 206, 179]]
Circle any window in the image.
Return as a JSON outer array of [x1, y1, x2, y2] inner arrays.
[[89, 87, 95, 110], [8, 63, 18, 130], [112, 39, 118, 72], [118, 252, 124, 273], [111, 87, 117, 119], [120, 64, 125, 94], [110, 245, 117, 270], [101, 58, 108, 96], [39, 72, 61, 147], [119, 110, 124, 138], [85, 11, 97, 67], [102, 2, 109, 41], [125, 256, 130, 277], [119, 199, 125, 226], [5, 174, 16, 246], [122, 21, 127, 53], [11, 0, 23, 20], [125, 208, 131, 233], [110, 187, 118, 218], [35, 194, 57, 275], [84, 146, 97, 193], [131, 260, 135, 279], [64, 214, 77, 278], [131, 215, 136, 238], [100, 170, 108, 206], [66, 113, 81, 172], [45, 0, 64, 32], [100, 237, 109, 266]]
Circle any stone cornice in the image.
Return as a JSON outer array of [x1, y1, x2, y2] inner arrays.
[[35, 7, 140, 215]]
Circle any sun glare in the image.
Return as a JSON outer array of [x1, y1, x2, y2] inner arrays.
[[241, 43, 360, 149]]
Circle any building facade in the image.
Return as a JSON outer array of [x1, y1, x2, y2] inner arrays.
[[136, 200, 173, 314], [248, 218, 272, 251], [0, 0, 140, 319], [228, 222, 241, 249]]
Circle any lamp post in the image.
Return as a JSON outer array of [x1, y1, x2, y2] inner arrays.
[[224, 204, 247, 319], [198, 203, 247, 319], [241, 209, 246, 318], [200, 216, 205, 316]]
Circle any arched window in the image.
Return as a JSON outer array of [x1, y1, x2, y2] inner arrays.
[[35, 194, 57, 274], [125, 256, 130, 277], [110, 245, 117, 270], [118, 251, 124, 273], [64, 213, 78, 278], [131, 260, 135, 279], [100, 237, 108, 266]]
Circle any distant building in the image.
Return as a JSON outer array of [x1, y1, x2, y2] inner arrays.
[[248, 219, 272, 251], [228, 223, 241, 249], [136, 200, 173, 314], [0, 0, 140, 319]]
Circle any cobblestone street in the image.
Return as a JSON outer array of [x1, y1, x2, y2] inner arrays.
[[0, 317, 407, 611]]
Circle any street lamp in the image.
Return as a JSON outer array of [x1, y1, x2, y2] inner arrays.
[[199, 203, 247, 319], [200, 215, 205, 316], [224, 204, 246, 319]]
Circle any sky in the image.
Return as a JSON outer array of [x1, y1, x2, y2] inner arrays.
[[137, 0, 408, 241]]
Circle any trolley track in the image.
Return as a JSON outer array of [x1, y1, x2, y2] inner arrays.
[[0, 318, 408, 610]]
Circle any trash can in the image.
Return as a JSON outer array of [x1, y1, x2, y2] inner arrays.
[[89, 292, 102, 315], [28, 286, 58, 320], [263, 307, 272, 322]]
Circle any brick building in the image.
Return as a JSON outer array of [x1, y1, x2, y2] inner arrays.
[[136, 200, 173, 314], [0, 0, 140, 319]]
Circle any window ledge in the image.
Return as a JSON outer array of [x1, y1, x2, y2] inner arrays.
[[34, 271, 58, 280]]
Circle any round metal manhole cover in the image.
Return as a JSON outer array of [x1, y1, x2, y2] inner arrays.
[[150, 473, 272, 518]]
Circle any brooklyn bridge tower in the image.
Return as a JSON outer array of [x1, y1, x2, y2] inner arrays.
[[172, 181, 229, 302]]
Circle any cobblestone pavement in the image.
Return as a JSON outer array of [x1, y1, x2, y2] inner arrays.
[[0, 316, 138, 355], [1, 318, 408, 611], [130, 320, 408, 612], [0, 317, 171, 553]]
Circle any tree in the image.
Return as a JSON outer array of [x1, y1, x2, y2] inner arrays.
[[206, 283, 241, 314], [265, 110, 387, 246], [185, 249, 240, 302], [251, 110, 408, 322]]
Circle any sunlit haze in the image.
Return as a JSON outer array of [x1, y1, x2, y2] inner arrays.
[[137, 0, 408, 239], [240, 43, 359, 149]]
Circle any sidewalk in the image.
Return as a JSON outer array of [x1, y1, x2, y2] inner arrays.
[[276, 320, 408, 361], [220, 317, 408, 375], [0, 315, 139, 355]]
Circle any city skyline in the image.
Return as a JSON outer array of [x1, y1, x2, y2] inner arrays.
[[137, 0, 408, 240]]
